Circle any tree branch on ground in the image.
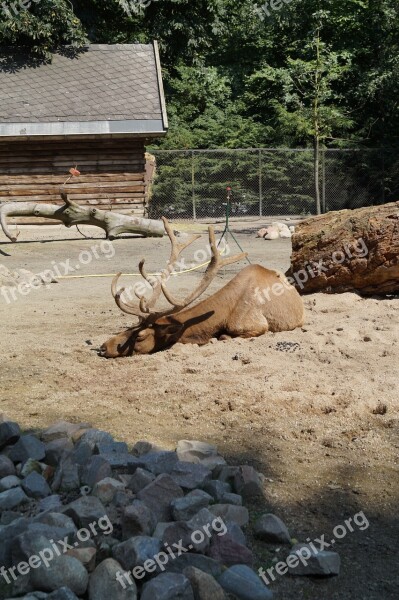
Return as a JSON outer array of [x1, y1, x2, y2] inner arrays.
[[0, 193, 165, 242]]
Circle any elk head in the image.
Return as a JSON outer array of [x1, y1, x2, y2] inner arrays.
[[99, 218, 246, 358]]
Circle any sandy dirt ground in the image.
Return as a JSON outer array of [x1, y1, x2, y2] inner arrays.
[[0, 221, 398, 599]]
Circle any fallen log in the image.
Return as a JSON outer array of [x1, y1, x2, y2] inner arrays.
[[286, 201, 399, 295], [0, 193, 165, 242]]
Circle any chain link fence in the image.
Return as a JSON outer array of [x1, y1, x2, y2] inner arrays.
[[147, 148, 394, 220]]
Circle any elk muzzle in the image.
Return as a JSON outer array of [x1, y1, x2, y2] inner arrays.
[[99, 328, 137, 358]]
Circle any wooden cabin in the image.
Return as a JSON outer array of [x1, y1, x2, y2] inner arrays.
[[0, 43, 168, 222]]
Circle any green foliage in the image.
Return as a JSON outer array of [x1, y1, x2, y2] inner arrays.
[[0, 0, 87, 59], [157, 63, 270, 149], [1, 0, 398, 207]]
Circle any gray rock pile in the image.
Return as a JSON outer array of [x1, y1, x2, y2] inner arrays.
[[0, 419, 340, 600]]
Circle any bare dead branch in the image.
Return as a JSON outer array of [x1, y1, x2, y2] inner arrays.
[[0, 200, 165, 242]]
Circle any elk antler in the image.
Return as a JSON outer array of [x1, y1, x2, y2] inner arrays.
[[111, 217, 200, 320], [160, 226, 247, 308], [112, 217, 247, 321]]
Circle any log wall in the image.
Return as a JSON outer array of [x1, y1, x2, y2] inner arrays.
[[0, 138, 148, 224]]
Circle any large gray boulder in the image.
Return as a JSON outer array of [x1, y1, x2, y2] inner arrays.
[[176, 441, 226, 470], [47, 587, 81, 599], [63, 496, 108, 529], [233, 466, 263, 498], [0, 422, 21, 450], [41, 421, 87, 443], [183, 566, 227, 600], [93, 477, 125, 505], [38, 494, 62, 513], [171, 490, 212, 521], [141, 572, 194, 600], [31, 555, 89, 595], [0, 487, 29, 511], [95, 441, 128, 455], [164, 553, 224, 578], [218, 564, 273, 600], [121, 500, 157, 539], [51, 458, 80, 493], [127, 468, 155, 494], [286, 543, 340, 576], [141, 452, 179, 476], [112, 536, 162, 572], [33, 512, 77, 538], [0, 516, 30, 569], [202, 480, 231, 501], [137, 474, 184, 521], [0, 455, 16, 478], [254, 514, 291, 544], [8, 435, 45, 464], [11, 529, 89, 596], [81, 456, 112, 488], [208, 504, 249, 527], [77, 430, 114, 450], [45, 438, 74, 466], [207, 532, 253, 567], [0, 475, 22, 492], [168, 463, 211, 491], [88, 558, 137, 600], [22, 472, 51, 499]]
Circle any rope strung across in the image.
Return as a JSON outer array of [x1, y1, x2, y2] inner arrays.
[[56, 248, 229, 280]]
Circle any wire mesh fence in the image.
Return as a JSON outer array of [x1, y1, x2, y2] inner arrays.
[[147, 148, 394, 220]]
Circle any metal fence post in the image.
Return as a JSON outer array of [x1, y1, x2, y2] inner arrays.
[[322, 149, 326, 213], [191, 151, 196, 220], [259, 149, 263, 217], [382, 147, 385, 204]]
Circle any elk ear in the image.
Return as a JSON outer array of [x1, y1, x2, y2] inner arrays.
[[163, 322, 184, 337], [155, 316, 184, 337]]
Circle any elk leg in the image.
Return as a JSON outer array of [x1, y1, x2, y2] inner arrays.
[[225, 313, 269, 338], [218, 334, 232, 341]]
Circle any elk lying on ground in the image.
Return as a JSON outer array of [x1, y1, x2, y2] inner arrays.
[[99, 218, 304, 358]]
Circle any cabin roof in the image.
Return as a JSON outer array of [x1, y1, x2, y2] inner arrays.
[[0, 43, 168, 139]]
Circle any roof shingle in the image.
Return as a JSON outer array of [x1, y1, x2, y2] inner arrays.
[[0, 44, 167, 136]]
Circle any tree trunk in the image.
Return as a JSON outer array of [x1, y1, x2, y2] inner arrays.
[[314, 136, 321, 215], [286, 202, 399, 295], [313, 20, 322, 216], [0, 194, 165, 242]]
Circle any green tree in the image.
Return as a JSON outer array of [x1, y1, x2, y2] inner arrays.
[[0, 0, 86, 59], [245, 8, 353, 212], [1, 0, 398, 173]]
